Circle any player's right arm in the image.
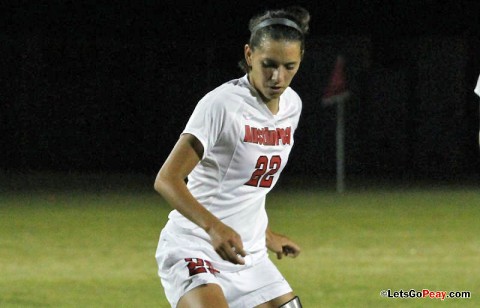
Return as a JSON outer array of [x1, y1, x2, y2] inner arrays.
[[154, 133, 246, 264]]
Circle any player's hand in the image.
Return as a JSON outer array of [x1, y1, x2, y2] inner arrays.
[[266, 230, 301, 259], [206, 220, 247, 265]]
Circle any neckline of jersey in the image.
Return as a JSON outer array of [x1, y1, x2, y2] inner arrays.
[[241, 74, 284, 119]]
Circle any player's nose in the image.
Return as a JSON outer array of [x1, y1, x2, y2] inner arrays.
[[271, 68, 285, 83]]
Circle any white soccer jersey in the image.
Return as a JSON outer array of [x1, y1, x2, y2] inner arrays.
[[165, 74, 302, 258]]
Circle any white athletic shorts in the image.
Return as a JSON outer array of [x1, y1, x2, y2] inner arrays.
[[155, 222, 292, 308]]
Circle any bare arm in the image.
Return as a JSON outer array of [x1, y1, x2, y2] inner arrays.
[[266, 225, 301, 260], [154, 134, 246, 264]]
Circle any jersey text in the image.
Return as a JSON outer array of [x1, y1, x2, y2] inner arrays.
[[244, 125, 291, 146]]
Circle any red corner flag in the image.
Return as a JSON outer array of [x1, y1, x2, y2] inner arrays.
[[322, 55, 350, 106]]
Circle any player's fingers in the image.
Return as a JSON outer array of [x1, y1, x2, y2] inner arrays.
[[230, 245, 246, 265], [232, 243, 247, 258], [234, 250, 245, 265], [228, 235, 246, 263], [218, 243, 245, 265], [283, 245, 301, 258], [215, 247, 229, 262], [287, 240, 301, 253]]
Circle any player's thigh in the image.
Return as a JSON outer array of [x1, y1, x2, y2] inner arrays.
[[177, 283, 228, 308], [255, 292, 296, 308]]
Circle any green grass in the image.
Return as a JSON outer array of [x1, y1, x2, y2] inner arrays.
[[1, 178, 479, 307], [267, 189, 479, 307]]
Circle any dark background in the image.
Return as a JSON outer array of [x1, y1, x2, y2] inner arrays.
[[1, 1, 480, 186]]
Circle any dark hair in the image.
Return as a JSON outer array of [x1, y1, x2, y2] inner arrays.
[[238, 6, 311, 73]]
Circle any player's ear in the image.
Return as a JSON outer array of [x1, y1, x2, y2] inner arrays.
[[244, 44, 252, 67]]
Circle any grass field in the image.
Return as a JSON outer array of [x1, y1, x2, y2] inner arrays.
[[1, 173, 479, 307]]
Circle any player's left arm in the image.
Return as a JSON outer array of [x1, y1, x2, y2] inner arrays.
[[266, 225, 301, 259]]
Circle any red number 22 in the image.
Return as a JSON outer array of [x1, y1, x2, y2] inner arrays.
[[245, 155, 282, 188]]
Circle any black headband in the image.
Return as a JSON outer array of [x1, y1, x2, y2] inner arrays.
[[251, 18, 302, 34]]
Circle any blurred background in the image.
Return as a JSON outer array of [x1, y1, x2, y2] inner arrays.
[[2, 2, 479, 306], [2, 0, 480, 188]]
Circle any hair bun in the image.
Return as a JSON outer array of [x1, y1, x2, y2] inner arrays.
[[284, 6, 310, 35]]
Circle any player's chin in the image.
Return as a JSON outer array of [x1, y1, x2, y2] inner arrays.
[[265, 91, 283, 100], [259, 89, 283, 103]]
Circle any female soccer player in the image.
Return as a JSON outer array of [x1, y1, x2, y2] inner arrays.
[[155, 6, 310, 308]]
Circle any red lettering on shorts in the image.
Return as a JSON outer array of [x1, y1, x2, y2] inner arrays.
[[184, 258, 220, 276]]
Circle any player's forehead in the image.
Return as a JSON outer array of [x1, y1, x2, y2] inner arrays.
[[254, 38, 302, 62]]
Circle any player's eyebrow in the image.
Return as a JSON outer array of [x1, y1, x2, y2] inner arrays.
[[263, 58, 298, 66], [284, 61, 298, 66]]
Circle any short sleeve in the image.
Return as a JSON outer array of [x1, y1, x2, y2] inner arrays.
[[182, 94, 226, 160]]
